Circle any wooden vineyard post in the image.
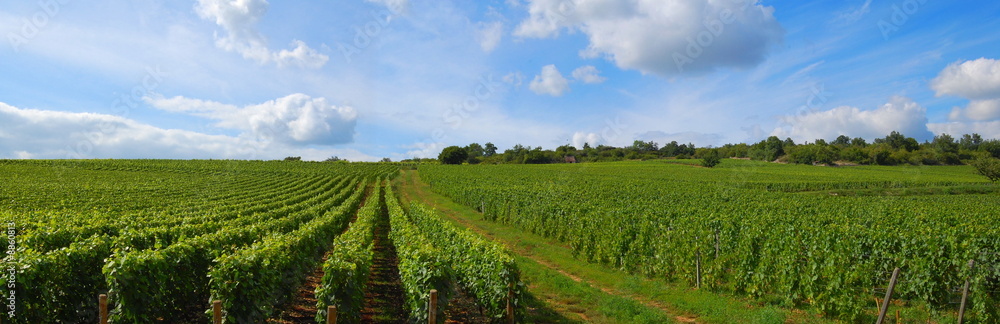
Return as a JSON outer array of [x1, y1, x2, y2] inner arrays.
[[714, 230, 720, 259], [99, 294, 108, 324], [958, 260, 975, 324], [875, 268, 900, 324], [695, 236, 702, 290], [695, 253, 701, 289], [507, 283, 515, 324], [428, 289, 438, 324], [327, 305, 338, 324], [213, 300, 222, 324]]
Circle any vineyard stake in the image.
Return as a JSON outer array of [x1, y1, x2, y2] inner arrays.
[[429, 289, 438, 324], [875, 267, 900, 324], [213, 300, 222, 324], [99, 294, 108, 324], [327, 305, 337, 324], [695, 247, 702, 289], [714, 230, 720, 259], [958, 260, 975, 324], [507, 283, 515, 324]]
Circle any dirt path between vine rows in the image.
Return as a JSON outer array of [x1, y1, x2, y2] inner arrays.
[[268, 183, 374, 323], [360, 186, 408, 323]]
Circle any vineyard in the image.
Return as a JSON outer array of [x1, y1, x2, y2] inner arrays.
[[3, 158, 999, 323], [0, 160, 521, 323], [420, 160, 1000, 322]]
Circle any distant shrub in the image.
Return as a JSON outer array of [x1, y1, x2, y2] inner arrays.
[[972, 157, 1000, 182], [700, 150, 721, 168]]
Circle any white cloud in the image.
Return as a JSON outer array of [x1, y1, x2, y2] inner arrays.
[[0, 102, 373, 161], [399, 142, 445, 159], [927, 121, 1000, 140], [195, 0, 328, 68], [475, 21, 504, 53], [961, 99, 1000, 121], [571, 132, 601, 149], [514, 0, 784, 76], [771, 96, 933, 142], [529, 64, 569, 96], [930, 58, 1000, 100], [571, 65, 606, 84], [145, 93, 357, 145], [931, 58, 1000, 122]]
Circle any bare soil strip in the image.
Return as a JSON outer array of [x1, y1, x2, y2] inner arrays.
[[360, 187, 408, 323], [269, 184, 373, 323]]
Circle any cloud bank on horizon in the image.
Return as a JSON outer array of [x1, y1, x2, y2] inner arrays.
[[1, 0, 999, 160]]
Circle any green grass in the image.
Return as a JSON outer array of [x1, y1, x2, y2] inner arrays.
[[395, 170, 830, 323]]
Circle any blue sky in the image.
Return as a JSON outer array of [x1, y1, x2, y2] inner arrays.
[[2, 0, 999, 161]]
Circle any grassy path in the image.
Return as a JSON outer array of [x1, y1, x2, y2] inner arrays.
[[395, 169, 835, 324]]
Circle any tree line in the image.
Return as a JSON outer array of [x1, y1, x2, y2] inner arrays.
[[427, 131, 1000, 167]]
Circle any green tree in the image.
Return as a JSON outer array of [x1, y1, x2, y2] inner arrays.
[[782, 137, 796, 148], [484, 142, 498, 157], [832, 135, 851, 146], [630, 140, 658, 153], [438, 146, 468, 165], [971, 156, 1000, 182], [523, 147, 551, 164], [876, 131, 919, 151], [749, 136, 785, 162], [464, 143, 484, 164], [700, 149, 721, 168], [932, 134, 959, 154], [981, 140, 1000, 158], [284, 156, 302, 161], [960, 133, 983, 150], [659, 141, 680, 157]]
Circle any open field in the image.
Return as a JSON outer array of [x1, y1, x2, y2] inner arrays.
[[1, 159, 998, 323]]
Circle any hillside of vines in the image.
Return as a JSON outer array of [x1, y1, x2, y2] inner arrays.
[[420, 160, 1000, 322]]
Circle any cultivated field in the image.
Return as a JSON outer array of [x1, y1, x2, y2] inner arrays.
[[2, 159, 998, 323], [419, 160, 1000, 322]]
